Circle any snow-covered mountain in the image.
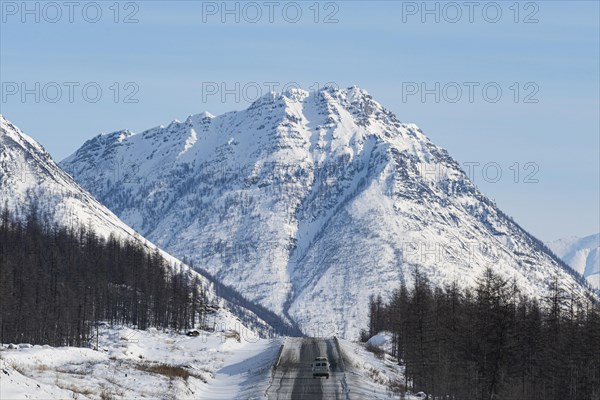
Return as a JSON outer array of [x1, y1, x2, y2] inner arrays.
[[0, 114, 289, 336], [60, 86, 594, 338], [547, 234, 600, 289], [0, 114, 142, 240]]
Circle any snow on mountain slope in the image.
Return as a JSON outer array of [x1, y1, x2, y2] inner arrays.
[[0, 115, 284, 336], [547, 234, 600, 289], [60, 86, 595, 339], [0, 114, 139, 241]]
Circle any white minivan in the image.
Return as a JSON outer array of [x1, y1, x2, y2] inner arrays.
[[312, 357, 330, 379]]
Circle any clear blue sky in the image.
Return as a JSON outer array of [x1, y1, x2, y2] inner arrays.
[[1, 0, 598, 241]]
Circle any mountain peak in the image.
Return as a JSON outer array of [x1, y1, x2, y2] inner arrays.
[[282, 87, 310, 102], [0, 115, 49, 159], [60, 87, 595, 338], [194, 111, 216, 119], [185, 112, 215, 127]]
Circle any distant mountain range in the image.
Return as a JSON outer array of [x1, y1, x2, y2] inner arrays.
[[547, 234, 599, 289], [57, 86, 595, 338]]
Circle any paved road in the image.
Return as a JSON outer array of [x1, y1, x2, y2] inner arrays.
[[266, 337, 347, 400]]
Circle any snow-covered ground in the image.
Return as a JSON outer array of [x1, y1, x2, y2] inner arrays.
[[1, 325, 424, 400], [337, 336, 421, 400], [1, 311, 282, 400]]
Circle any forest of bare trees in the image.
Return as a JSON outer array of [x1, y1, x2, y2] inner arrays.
[[0, 205, 207, 347], [365, 267, 600, 400]]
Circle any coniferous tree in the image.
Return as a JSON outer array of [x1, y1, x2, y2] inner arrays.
[[366, 266, 600, 400], [0, 207, 208, 346]]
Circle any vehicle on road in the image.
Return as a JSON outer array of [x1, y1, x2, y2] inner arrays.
[[312, 356, 330, 379]]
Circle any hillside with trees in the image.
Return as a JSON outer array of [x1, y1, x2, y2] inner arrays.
[[0, 205, 207, 347], [365, 267, 600, 400]]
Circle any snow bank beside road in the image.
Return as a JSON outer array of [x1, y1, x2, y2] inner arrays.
[[1, 314, 282, 399], [0, 358, 75, 400], [337, 337, 420, 399]]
